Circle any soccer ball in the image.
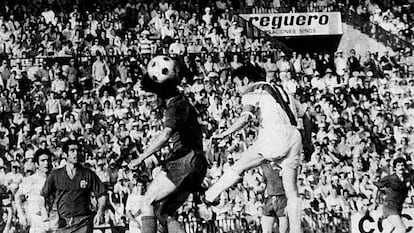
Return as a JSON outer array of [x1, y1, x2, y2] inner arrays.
[[147, 55, 177, 83]]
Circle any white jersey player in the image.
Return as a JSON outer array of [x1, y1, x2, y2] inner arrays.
[[204, 79, 308, 233], [15, 149, 52, 233]]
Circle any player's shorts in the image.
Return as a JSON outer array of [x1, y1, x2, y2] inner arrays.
[[155, 150, 207, 225], [249, 125, 302, 170], [262, 195, 288, 217], [164, 150, 207, 190]]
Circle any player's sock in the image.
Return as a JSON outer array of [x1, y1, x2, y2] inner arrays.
[[167, 217, 185, 233], [142, 216, 157, 233], [287, 196, 303, 233], [205, 169, 240, 203]]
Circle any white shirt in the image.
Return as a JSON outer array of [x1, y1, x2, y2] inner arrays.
[[241, 82, 304, 134], [335, 57, 347, 76], [17, 172, 46, 215], [41, 10, 55, 24]]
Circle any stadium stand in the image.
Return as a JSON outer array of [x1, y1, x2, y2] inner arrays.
[[0, 0, 414, 233]]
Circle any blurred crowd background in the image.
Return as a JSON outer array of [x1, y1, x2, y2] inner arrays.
[[0, 0, 414, 233]]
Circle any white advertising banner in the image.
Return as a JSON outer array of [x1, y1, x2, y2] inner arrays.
[[351, 208, 414, 233], [239, 12, 343, 37]]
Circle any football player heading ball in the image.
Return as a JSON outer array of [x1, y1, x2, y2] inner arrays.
[[129, 55, 208, 233]]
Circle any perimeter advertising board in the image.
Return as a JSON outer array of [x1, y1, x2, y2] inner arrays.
[[239, 12, 343, 37], [351, 209, 414, 233]]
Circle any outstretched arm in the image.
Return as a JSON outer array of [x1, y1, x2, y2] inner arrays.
[[129, 127, 173, 169], [214, 113, 250, 139]]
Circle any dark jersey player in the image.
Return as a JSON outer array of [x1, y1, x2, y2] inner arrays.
[[129, 55, 207, 233], [261, 163, 288, 233], [374, 157, 413, 233], [41, 140, 107, 233]]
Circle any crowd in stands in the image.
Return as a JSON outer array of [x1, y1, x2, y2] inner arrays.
[[0, 0, 413, 233], [349, 0, 414, 45]]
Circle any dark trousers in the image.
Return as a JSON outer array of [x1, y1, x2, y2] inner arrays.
[[56, 215, 93, 233]]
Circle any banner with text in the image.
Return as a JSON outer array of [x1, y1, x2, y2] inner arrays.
[[351, 208, 414, 233], [239, 12, 343, 37]]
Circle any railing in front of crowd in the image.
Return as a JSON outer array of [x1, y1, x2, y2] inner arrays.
[[1, 50, 285, 68], [341, 9, 414, 51], [91, 218, 257, 233], [90, 209, 352, 233], [236, 4, 346, 14], [302, 209, 351, 233]]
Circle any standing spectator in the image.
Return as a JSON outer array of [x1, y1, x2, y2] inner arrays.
[[51, 75, 68, 94], [202, 7, 213, 26], [334, 50, 347, 77], [45, 92, 61, 120], [41, 140, 107, 233], [347, 49, 361, 73], [92, 55, 109, 89], [67, 59, 78, 84], [228, 22, 243, 44], [380, 50, 396, 74], [0, 60, 11, 86], [263, 56, 277, 82], [160, 20, 176, 40], [276, 52, 292, 82]]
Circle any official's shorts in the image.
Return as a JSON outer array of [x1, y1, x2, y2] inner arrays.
[[262, 195, 288, 217], [55, 215, 93, 233], [156, 151, 207, 225]]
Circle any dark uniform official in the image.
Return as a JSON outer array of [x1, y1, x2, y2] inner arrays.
[[42, 140, 106, 233], [374, 157, 412, 233]]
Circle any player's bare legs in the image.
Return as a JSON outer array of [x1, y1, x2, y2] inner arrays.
[[204, 149, 266, 203], [140, 172, 177, 233], [280, 132, 302, 233]]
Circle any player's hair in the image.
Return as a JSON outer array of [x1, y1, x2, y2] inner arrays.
[[393, 157, 407, 168], [33, 149, 53, 164], [63, 140, 79, 154]]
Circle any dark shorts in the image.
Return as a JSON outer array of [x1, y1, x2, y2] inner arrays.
[[56, 215, 94, 233], [262, 195, 287, 217], [164, 151, 207, 191], [156, 151, 207, 225]]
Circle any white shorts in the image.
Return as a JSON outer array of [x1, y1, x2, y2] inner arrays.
[[29, 215, 50, 233], [249, 125, 302, 170]]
